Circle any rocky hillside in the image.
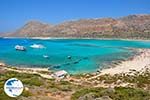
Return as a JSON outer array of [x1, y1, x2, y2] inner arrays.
[[7, 14, 150, 39], [9, 21, 54, 37]]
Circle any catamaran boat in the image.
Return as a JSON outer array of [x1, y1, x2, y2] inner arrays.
[[30, 44, 45, 49], [15, 45, 26, 51]]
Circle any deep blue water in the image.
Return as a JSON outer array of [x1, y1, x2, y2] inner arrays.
[[1, 38, 150, 74]]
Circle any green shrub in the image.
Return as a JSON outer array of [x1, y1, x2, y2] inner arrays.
[[22, 90, 33, 97], [71, 87, 150, 100], [22, 77, 43, 86]]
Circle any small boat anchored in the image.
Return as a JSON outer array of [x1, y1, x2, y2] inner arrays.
[[43, 55, 49, 59], [67, 56, 72, 59], [15, 45, 26, 51], [30, 44, 45, 49]]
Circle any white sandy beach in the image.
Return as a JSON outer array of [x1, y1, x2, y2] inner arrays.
[[3, 37, 150, 42], [100, 49, 150, 75]]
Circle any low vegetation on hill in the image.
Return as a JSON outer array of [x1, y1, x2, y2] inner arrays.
[[72, 87, 150, 100], [5, 14, 150, 39], [0, 67, 150, 100]]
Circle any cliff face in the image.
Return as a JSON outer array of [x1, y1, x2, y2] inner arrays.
[[7, 14, 150, 39]]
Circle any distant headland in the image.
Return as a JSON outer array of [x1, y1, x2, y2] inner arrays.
[[2, 14, 150, 39]]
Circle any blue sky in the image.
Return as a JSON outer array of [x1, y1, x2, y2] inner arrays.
[[0, 0, 150, 32]]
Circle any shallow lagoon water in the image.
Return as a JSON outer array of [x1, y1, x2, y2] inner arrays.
[[1, 38, 150, 74]]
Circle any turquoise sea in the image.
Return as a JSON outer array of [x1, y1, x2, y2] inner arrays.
[[1, 38, 150, 74]]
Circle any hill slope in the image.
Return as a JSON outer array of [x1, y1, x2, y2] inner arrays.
[[7, 14, 150, 39]]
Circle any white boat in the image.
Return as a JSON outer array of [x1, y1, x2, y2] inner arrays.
[[43, 55, 49, 59], [15, 45, 26, 51], [67, 56, 72, 59], [30, 44, 45, 49]]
